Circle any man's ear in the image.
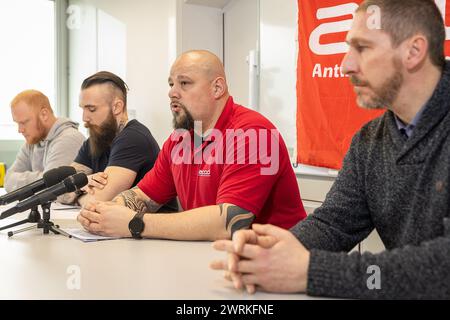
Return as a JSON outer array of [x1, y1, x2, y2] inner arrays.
[[39, 107, 49, 122], [112, 99, 125, 115], [403, 35, 428, 70], [212, 77, 226, 99]]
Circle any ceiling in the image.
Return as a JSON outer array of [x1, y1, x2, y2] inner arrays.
[[183, 0, 231, 9]]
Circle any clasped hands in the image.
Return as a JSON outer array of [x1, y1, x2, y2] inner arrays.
[[76, 171, 133, 237], [77, 200, 135, 238], [210, 224, 310, 294]]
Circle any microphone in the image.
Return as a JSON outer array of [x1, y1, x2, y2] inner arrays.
[[0, 173, 88, 219], [0, 166, 76, 205]]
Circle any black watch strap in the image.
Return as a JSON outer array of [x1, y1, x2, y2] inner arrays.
[[74, 187, 87, 197], [129, 212, 145, 239], [74, 189, 87, 206]]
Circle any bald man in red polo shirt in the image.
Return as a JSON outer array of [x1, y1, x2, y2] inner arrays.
[[78, 50, 307, 240]]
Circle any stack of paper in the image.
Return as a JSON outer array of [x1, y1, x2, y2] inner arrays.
[[63, 228, 122, 242]]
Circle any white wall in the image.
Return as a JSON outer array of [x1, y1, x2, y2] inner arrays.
[[179, 1, 223, 58], [259, 0, 297, 153], [223, 0, 258, 108], [68, 0, 177, 145]]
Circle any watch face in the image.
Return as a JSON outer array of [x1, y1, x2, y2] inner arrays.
[[129, 217, 145, 235]]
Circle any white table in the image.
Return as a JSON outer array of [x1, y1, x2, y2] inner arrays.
[[0, 204, 317, 300]]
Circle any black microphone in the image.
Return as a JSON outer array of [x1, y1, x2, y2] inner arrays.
[[0, 173, 88, 219], [0, 166, 76, 205]]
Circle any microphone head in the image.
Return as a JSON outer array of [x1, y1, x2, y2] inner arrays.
[[63, 173, 88, 193], [43, 166, 77, 187]]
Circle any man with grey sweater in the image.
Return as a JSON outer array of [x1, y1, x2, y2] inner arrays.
[[211, 0, 450, 299], [4, 90, 85, 192]]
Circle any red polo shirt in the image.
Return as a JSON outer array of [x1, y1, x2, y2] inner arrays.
[[138, 97, 306, 229]]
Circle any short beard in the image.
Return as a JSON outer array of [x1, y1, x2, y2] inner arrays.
[[352, 58, 403, 110], [28, 119, 47, 145], [172, 103, 195, 130], [85, 111, 118, 158]]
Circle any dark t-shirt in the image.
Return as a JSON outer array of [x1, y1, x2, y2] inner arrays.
[[74, 119, 159, 187]]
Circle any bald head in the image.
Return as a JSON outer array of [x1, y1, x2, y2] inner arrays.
[[172, 50, 227, 82]]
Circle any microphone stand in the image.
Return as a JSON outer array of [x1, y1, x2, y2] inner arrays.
[[0, 202, 72, 238], [0, 206, 41, 232]]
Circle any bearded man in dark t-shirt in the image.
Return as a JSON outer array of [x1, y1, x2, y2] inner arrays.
[[61, 71, 175, 211]]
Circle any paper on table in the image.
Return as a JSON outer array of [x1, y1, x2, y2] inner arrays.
[[63, 228, 122, 242], [51, 202, 81, 210]]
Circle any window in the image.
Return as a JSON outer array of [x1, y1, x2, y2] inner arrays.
[[0, 0, 55, 140]]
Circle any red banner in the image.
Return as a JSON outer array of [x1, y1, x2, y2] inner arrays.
[[296, 0, 450, 169]]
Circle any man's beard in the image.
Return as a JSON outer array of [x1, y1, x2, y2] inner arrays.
[[85, 111, 118, 158], [28, 119, 47, 145], [351, 58, 403, 110], [172, 103, 195, 130]]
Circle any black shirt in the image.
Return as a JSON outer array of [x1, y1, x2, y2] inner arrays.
[[74, 120, 159, 187]]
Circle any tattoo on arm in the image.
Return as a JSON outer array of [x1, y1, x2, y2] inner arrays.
[[72, 162, 93, 175], [219, 204, 255, 237], [116, 187, 162, 213]]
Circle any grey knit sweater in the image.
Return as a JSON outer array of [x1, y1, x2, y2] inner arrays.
[[291, 62, 450, 299]]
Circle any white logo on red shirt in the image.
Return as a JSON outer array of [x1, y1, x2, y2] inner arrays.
[[198, 169, 211, 177]]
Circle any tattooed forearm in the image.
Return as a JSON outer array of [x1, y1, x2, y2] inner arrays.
[[72, 162, 93, 175], [219, 203, 255, 236], [119, 190, 146, 213], [115, 187, 162, 213]]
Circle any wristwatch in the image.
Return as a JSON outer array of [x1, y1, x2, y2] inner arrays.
[[128, 212, 145, 239], [74, 189, 87, 206], [74, 188, 87, 199]]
